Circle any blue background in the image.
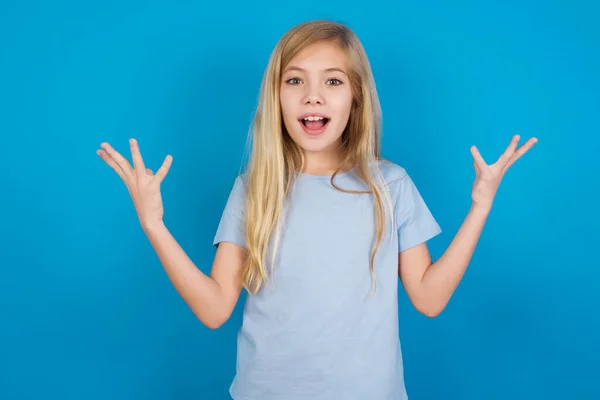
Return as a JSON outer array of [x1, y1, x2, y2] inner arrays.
[[1, 1, 598, 399]]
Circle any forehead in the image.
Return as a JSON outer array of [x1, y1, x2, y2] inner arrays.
[[285, 41, 348, 72]]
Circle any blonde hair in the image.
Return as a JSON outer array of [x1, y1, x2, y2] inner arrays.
[[241, 20, 394, 295]]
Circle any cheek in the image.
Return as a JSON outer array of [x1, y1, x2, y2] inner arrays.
[[279, 90, 299, 135], [331, 89, 353, 119], [279, 88, 296, 120]]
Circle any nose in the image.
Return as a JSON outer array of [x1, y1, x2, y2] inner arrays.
[[305, 94, 323, 104], [302, 82, 325, 105]]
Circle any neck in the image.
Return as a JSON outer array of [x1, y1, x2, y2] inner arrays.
[[301, 150, 352, 176]]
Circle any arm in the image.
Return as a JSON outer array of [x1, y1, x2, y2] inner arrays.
[[399, 134, 537, 317], [144, 221, 246, 329], [97, 138, 246, 330], [399, 204, 490, 317]]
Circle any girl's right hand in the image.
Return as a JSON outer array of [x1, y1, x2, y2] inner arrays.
[[97, 138, 173, 230]]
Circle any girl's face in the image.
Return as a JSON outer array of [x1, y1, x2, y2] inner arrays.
[[280, 41, 353, 166]]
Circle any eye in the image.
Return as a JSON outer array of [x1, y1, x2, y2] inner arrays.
[[327, 78, 343, 86], [285, 77, 302, 85]]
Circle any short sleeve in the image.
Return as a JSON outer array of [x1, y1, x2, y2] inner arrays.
[[394, 173, 442, 252], [213, 176, 247, 249]]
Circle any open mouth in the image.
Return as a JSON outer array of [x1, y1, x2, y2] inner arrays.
[[298, 116, 330, 135], [300, 117, 330, 128]]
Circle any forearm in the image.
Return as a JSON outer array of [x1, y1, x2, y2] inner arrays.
[[420, 203, 491, 314], [142, 221, 226, 328]]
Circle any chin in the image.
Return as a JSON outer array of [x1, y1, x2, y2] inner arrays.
[[289, 129, 342, 154], [297, 141, 334, 154]]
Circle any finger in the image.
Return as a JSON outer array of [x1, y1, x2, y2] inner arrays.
[[100, 142, 134, 180], [154, 154, 173, 183], [97, 149, 127, 181], [504, 137, 538, 170], [470, 146, 487, 169], [496, 134, 520, 167], [129, 138, 146, 177], [146, 168, 153, 175]]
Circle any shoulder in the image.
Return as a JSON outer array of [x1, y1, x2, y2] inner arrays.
[[221, 171, 249, 206], [231, 171, 250, 191], [370, 159, 409, 186]]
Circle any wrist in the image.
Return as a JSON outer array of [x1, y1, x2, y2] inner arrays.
[[141, 219, 166, 235]]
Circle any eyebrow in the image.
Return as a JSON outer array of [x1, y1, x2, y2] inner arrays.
[[283, 66, 348, 76]]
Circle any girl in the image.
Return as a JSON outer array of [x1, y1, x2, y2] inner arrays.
[[97, 19, 537, 400]]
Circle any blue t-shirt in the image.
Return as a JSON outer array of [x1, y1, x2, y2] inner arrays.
[[213, 160, 442, 400]]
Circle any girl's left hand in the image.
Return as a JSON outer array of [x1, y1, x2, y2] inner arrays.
[[470, 134, 538, 211]]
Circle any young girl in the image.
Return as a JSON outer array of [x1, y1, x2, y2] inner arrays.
[[97, 19, 537, 400]]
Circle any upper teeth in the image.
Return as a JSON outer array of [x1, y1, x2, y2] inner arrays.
[[303, 116, 324, 121]]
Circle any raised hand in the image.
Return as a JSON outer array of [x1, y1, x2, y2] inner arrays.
[[97, 138, 173, 229], [470, 134, 538, 210]]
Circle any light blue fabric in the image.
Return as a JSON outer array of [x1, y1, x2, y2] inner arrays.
[[213, 160, 442, 400]]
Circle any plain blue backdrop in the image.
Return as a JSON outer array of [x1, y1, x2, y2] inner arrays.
[[1, 1, 599, 399]]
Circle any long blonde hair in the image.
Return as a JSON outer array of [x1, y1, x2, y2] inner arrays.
[[241, 20, 394, 295]]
